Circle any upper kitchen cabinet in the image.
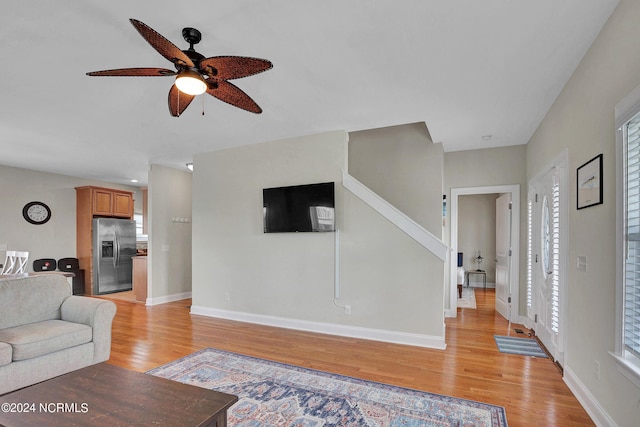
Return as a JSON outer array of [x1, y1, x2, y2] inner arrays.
[[77, 186, 134, 218]]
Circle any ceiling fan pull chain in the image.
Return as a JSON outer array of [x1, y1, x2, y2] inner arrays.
[[202, 95, 205, 116]]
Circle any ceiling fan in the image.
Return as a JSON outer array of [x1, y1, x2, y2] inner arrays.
[[87, 19, 273, 116]]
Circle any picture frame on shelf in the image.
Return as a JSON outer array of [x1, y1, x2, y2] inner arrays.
[[577, 154, 603, 210]]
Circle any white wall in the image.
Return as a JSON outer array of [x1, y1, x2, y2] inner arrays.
[[0, 164, 141, 271], [525, 0, 640, 424], [348, 122, 444, 236], [191, 130, 445, 347], [147, 164, 192, 303], [443, 145, 527, 308]]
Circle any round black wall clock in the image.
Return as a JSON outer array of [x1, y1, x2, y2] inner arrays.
[[23, 201, 51, 225]]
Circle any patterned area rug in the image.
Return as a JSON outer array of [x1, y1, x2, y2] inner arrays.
[[148, 348, 508, 426], [494, 335, 548, 358], [458, 287, 477, 309]]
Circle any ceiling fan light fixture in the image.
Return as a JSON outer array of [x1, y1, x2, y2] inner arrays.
[[175, 69, 207, 95]]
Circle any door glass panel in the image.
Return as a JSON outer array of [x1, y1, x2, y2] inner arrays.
[[542, 195, 551, 277]]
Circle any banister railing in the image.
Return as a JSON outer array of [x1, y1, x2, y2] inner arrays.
[[342, 171, 449, 262]]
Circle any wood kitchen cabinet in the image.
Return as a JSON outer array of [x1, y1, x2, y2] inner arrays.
[[76, 186, 134, 295], [84, 187, 133, 217]]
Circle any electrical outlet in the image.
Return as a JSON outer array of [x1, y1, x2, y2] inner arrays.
[[344, 305, 351, 315], [594, 360, 600, 380], [224, 292, 230, 302]]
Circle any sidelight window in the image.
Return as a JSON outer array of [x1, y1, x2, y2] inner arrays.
[[527, 199, 533, 309], [550, 179, 561, 334]]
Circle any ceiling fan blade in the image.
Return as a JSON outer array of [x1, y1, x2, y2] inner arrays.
[[86, 67, 176, 77], [206, 80, 262, 114], [129, 19, 194, 68], [199, 56, 273, 80], [168, 84, 195, 117]]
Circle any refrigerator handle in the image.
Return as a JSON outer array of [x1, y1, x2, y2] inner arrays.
[[114, 231, 119, 269]]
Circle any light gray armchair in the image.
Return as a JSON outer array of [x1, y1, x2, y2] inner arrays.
[[0, 274, 117, 394]]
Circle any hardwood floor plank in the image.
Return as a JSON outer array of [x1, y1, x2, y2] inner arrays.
[[104, 288, 594, 426]]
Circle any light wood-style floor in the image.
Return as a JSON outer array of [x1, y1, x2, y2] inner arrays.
[[104, 288, 594, 426]]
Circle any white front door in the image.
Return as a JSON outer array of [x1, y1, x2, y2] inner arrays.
[[528, 162, 566, 364], [495, 193, 512, 320]]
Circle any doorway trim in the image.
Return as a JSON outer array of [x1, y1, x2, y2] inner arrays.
[[448, 185, 520, 321]]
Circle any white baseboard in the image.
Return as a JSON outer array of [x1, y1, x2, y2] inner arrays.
[[563, 366, 617, 427], [146, 291, 192, 306], [190, 306, 447, 350]]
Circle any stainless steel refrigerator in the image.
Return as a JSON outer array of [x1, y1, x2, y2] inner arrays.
[[92, 218, 136, 294]]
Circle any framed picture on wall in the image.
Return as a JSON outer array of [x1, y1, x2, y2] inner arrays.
[[577, 154, 603, 209]]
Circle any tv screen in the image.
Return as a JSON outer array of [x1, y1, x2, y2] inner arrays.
[[263, 182, 335, 233]]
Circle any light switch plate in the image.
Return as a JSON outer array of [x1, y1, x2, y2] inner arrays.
[[577, 256, 587, 272]]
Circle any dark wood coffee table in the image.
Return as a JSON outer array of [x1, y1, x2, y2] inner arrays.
[[0, 363, 238, 426]]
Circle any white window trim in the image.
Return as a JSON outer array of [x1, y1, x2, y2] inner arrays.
[[611, 84, 640, 389]]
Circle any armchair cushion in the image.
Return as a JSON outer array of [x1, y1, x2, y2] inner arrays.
[[0, 320, 92, 361]]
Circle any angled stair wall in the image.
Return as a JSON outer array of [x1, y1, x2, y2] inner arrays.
[[347, 122, 448, 262], [342, 171, 448, 262]]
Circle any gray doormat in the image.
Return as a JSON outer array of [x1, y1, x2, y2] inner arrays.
[[494, 335, 548, 357]]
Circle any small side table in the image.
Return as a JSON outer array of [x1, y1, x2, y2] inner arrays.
[[466, 270, 487, 289]]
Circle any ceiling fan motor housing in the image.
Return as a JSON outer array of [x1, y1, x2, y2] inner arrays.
[[182, 27, 201, 46], [179, 28, 210, 75]]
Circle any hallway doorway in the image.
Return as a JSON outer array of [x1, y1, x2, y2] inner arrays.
[[449, 185, 520, 322]]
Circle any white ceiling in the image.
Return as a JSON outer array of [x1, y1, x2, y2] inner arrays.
[[0, 0, 618, 186]]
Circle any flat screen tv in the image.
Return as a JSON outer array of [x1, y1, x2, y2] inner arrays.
[[263, 182, 335, 233]]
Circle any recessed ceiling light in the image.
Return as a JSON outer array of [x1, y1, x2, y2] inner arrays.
[[481, 135, 493, 141], [186, 162, 194, 171]]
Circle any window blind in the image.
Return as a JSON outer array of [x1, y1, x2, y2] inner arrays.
[[526, 199, 533, 309], [625, 114, 640, 358], [551, 178, 560, 334]]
